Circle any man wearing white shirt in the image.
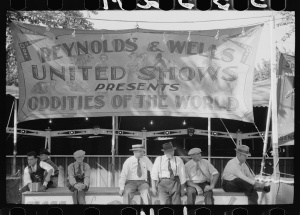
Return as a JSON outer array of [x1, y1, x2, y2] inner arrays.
[[20, 151, 54, 193], [185, 148, 219, 205], [222, 145, 270, 205], [151, 142, 186, 204], [119, 144, 153, 204]]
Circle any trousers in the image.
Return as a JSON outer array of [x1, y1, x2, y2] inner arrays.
[[187, 181, 214, 205], [123, 180, 151, 204], [158, 176, 181, 205], [222, 178, 258, 205]]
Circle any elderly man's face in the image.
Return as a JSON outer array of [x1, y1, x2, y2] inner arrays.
[[133, 150, 144, 159], [75, 155, 84, 163], [191, 152, 202, 162], [164, 150, 175, 159]]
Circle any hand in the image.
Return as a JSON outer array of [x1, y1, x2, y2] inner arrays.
[[79, 184, 86, 190], [254, 181, 264, 190], [119, 189, 124, 197], [74, 183, 82, 191], [151, 187, 157, 196], [42, 181, 48, 187], [195, 186, 202, 195], [203, 185, 213, 192]]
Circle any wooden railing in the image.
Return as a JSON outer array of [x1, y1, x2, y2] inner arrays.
[[6, 156, 293, 189]]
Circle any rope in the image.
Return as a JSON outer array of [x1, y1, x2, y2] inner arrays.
[[219, 118, 236, 146], [7, 100, 14, 128]]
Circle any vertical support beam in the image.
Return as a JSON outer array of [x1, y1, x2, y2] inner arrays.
[[260, 96, 272, 175], [183, 138, 186, 150], [111, 116, 116, 187], [115, 116, 119, 155], [141, 129, 147, 155], [45, 128, 51, 152], [270, 15, 280, 202], [236, 129, 242, 146], [208, 117, 211, 163], [13, 99, 18, 175]]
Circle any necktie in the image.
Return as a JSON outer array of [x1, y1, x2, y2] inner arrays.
[[196, 162, 201, 176], [77, 163, 82, 174], [137, 159, 142, 178], [168, 159, 174, 178]]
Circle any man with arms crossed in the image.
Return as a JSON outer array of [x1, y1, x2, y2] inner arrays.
[[185, 148, 219, 205]]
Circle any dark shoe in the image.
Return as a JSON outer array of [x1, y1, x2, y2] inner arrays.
[[263, 185, 270, 193]]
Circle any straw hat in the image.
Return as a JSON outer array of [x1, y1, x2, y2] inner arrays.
[[129, 144, 146, 151]]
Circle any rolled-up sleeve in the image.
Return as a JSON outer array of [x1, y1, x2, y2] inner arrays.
[[67, 164, 77, 186], [207, 162, 219, 176], [83, 163, 91, 187], [23, 167, 32, 186], [177, 158, 186, 185], [151, 157, 159, 181], [40, 161, 54, 175]]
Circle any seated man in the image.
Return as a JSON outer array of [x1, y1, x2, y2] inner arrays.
[[185, 148, 219, 205], [222, 145, 270, 205], [119, 144, 153, 204], [39, 148, 59, 188], [20, 151, 54, 193], [67, 150, 91, 204]]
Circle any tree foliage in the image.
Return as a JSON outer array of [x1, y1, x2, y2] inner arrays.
[[6, 11, 97, 87]]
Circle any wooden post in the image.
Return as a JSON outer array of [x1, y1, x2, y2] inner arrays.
[[45, 128, 51, 152], [208, 117, 211, 162], [115, 116, 119, 155], [111, 116, 116, 187]]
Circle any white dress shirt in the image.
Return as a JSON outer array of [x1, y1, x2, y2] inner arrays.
[[222, 157, 256, 185], [185, 159, 218, 183], [23, 161, 54, 185], [119, 155, 153, 190], [151, 155, 186, 185]]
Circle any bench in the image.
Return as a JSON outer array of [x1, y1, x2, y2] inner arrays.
[[22, 187, 249, 205]]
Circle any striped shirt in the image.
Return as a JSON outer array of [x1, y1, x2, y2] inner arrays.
[[119, 155, 153, 190], [185, 159, 218, 183], [222, 157, 256, 185]]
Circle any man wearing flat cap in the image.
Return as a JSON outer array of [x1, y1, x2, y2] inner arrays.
[[151, 142, 186, 204], [67, 150, 91, 204], [185, 148, 219, 205], [119, 144, 153, 204], [39, 148, 59, 188], [222, 145, 270, 205]]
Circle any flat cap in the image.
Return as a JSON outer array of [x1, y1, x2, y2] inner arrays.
[[188, 148, 202, 155], [73, 150, 85, 158]]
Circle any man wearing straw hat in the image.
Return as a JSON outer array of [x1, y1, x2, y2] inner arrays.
[[185, 148, 219, 205], [119, 144, 153, 204], [67, 150, 91, 204], [151, 142, 186, 204], [222, 145, 270, 205]]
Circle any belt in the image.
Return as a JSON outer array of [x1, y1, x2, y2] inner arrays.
[[160, 176, 179, 180]]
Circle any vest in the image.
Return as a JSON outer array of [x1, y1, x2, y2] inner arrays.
[[28, 160, 46, 183]]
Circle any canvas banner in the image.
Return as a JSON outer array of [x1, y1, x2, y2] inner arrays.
[[10, 22, 263, 122], [277, 51, 294, 146]]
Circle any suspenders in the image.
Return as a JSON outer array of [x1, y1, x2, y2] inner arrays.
[[159, 156, 177, 179]]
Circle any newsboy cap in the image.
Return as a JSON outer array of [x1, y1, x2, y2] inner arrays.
[[188, 148, 202, 156], [73, 150, 85, 158], [235, 145, 251, 156]]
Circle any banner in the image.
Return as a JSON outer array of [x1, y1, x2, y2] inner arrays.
[[277, 51, 294, 146], [10, 22, 263, 122]]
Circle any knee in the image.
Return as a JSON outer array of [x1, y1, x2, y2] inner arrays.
[[187, 187, 196, 195], [204, 190, 213, 197]]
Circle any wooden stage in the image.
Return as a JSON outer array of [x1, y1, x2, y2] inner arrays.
[[22, 187, 249, 205]]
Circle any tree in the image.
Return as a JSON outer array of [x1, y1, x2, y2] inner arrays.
[[6, 11, 97, 87]]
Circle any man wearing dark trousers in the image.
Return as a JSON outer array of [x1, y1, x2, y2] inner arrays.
[[20, 151, 54, 193], [151, 142, 186, 204], [185, 148, 219, 205], [67, 150, 91, 204], [222, 145, 270, 205]]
